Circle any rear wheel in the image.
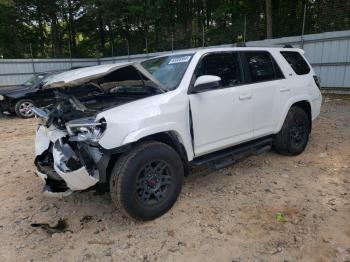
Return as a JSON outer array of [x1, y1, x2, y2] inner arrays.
[[273, 107, 310, 155], [15, 99, 35, 118], [110, 141, 184, 220]]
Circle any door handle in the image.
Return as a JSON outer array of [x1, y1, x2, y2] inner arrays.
[[239, 94, 252, 100], [279, 88, 291, 93]]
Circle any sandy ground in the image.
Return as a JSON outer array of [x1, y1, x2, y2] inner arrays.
[[0, 94, 349, 262]]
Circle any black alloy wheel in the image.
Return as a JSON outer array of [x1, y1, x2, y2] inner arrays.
[[135, 160, 173, 206], [273, 106, 310, 155], [110, 141, 184, 220]]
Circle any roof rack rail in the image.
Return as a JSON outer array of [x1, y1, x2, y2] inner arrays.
[[233, 43, 294, 48]]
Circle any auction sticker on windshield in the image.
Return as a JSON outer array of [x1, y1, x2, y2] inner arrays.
[[169, 56, 191, 64]]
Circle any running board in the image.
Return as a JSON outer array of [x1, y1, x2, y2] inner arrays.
[[191, 137, 273, 170]]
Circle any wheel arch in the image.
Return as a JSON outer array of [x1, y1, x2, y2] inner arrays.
[[138, 131, 189, 174], [102, 131, 191, 190], [275, 98, 312, 134], [291, 100, 312, 130]]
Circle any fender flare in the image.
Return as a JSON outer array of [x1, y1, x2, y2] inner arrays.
[[274, 96, 312, 134], [122, 122, 194, 161]]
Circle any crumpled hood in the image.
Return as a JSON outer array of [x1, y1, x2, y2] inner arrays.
[[43, 62, 133, 89], [43, 61, 167, 93]]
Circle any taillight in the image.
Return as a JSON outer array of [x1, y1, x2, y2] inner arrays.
[[313, 75, 321, 89]]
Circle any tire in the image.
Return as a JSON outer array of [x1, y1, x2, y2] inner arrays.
[[14, 99, 35, 118], [110, 141, 184, 220], [273, 106, 311, 156]]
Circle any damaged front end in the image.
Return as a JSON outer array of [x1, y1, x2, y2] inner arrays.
[[32, 63, 165, 197], [33, 97, 110, 197]]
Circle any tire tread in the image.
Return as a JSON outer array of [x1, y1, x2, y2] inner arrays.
[[110, 141, 183, 220], [273, 106, 310, 156]]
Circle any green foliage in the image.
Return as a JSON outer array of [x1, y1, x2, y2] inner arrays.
[[0, 0, 349, 58], [275, 212, 286, 222]]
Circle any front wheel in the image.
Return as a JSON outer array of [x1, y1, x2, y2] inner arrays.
[[110, 141, 184, 220], [14, 99, 35, 118], [273, 107, 311, 156]]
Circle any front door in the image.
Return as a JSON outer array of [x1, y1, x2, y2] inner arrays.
[[189, 52, 254, 157]]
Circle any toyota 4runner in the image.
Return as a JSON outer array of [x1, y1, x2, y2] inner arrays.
[[33, 47, 322, 220]]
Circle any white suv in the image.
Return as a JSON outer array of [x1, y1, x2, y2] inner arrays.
[[33, 47, 322, 220]]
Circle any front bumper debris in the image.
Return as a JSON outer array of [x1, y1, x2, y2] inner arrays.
[[35, 170, 72, 197], [35, 170, 47, 182], [43, 185, 73, 198], [34, 125, 101, 196], [54, 166, 98, 191]]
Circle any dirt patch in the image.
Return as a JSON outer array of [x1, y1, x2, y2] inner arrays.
[[0, 95, 349, 262]]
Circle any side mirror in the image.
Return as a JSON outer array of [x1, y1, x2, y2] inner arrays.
[[189, 75, 221, 94]]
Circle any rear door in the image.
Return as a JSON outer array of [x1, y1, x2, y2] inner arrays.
[[240, 51, 287, 138], [189, 52, 254, 156]]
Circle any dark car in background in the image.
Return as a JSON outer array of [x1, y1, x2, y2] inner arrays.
[[0, 71, 66, 118], [0, 68, 97, 118]]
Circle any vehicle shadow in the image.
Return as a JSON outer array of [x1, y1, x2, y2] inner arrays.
[[0, 113, 17, 121], [32, 165, 217, 219], [26, 150, 278, 238]]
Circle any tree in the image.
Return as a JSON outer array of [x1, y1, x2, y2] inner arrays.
[[0, 0, 349, 58], [266, 0, 272, 38]]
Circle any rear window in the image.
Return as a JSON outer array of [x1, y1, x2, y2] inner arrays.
[[280, 51, 310, 75], [243, 51, 284, 83]]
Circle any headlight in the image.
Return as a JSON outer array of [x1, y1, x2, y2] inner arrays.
[[66, 118, 106, 143], [0, 95, 4, 101]]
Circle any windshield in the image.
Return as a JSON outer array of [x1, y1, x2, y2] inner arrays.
[[23, 74, 47, 88], [140, 54, 193, 90]]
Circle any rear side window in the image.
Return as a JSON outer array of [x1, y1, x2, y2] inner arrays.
[[243, 51, 283, 82], [280, 51, 310, 75], [196, 52, 243, 88]]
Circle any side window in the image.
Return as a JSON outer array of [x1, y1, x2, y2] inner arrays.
[[196, 52, 243, 88], [280, 51, 310, 75], [244, 51, 282, 82]]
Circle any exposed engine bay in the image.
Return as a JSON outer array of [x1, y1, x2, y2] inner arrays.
[[34, 89, 146, 129], [36, 63, 164, 129], [33, 63, 164, 196]]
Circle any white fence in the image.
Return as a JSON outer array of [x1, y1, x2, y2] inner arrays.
[[1, 30, 350, 89]]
